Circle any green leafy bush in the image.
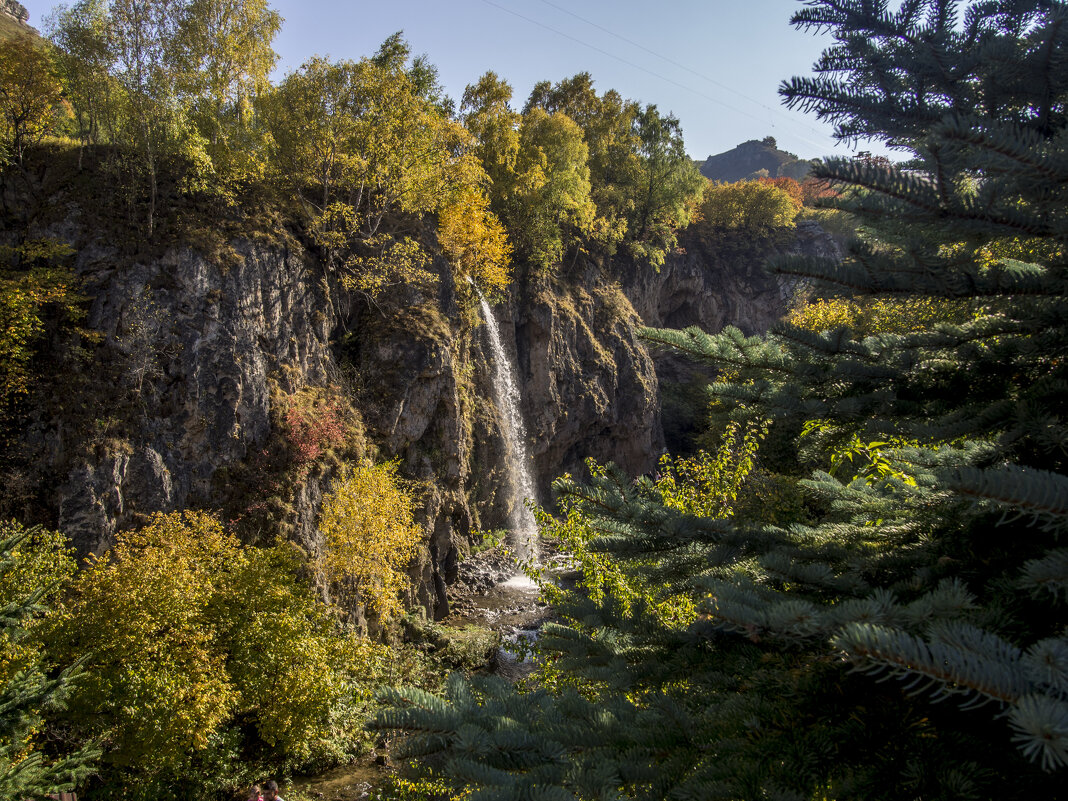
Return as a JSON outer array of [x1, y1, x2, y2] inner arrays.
[[47, 511, 389, 796]]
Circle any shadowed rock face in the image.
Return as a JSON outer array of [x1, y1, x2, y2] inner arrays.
[[623, 221, 838, 335], [618, 221, 839, 452], [31, 220, 833, 617], [37, 235, 663, 618], [56, 242, 335, 556], [512, 274, 662, 498]]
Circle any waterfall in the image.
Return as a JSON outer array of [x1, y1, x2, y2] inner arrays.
[[475, 290, 539, 563]]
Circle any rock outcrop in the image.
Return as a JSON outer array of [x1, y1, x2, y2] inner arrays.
[[25, 232, 663, 619], [55, 241, 335, 554], [618, 220, 839, 450], [21, 216, 832, 618], [514, 271, 662, 499], [699, 137, 813, 182], [1, 1, 29, 26], [624, 220, 837, 334]]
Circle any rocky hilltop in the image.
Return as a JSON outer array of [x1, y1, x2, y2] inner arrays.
[[0, 0, 28, 25], [700, 137, 813, 182]]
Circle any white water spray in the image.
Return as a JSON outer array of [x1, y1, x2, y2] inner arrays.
[[474, 288, 539, 564]]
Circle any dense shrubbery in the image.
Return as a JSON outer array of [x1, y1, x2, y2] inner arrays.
[[697, 177, 803, 232], [0, 510, 444, 799], [46, 512, 349, 792], [786, 294, 976, 335]]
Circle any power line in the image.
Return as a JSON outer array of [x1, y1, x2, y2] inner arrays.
[[476, 2, 776, 130], [475, 0, 840, 155], [536, 0, 837, 145]]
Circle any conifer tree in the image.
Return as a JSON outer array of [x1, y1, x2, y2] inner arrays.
[[376, 2, 1068, 798], [0, 524, 96, 799]]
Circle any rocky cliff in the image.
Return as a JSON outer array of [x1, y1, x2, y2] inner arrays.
[[15, 217, 833, 619], [624, 221, 836, 333], [14, 228, 661, 619], [619, 220, 839, 450], [53, 241, 335, 556]]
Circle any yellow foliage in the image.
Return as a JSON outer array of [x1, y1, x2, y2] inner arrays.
[[786, 295, 974, 335], [0, 35, 67, 164], [268, 56, 493, 296], [49, 511, 366, 776], [213, 544, 361, 762], [377, 775, 471, 800], [0, 522, 74, 684], [341, 234, 437, 297], [968, 234, 1064, 269], [53, 511, 240, 769], [438, 186, 512, 298], [0, 239, 80, 410], [318, 461, 422, 622], [656, 419, 768, 518], [698, 179, 802, 232], [506, 108, 596, 272]]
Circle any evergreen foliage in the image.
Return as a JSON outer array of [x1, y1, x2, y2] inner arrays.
[[0, 522, 96, 799], [377, 2, 1068, 797]]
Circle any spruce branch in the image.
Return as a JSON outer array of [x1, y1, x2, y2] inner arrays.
[[947, 464, 1068, 529]]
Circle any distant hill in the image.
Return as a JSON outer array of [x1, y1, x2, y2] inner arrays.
[[699, 137, 814, 182]]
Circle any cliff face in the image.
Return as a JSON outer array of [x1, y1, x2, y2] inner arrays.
[[26, 233, 662, 619], [514, 271, 662, 499], [24, 219, 833, 618], [618, 220, 839, 450], [55, 241, 335, 555], [624, 221, 837, 334]]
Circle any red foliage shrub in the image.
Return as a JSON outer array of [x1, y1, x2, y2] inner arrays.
[[282, 394, 346, 471]]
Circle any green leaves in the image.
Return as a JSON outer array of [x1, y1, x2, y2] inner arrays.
[[0, 523, 96, 800], [0, 35, 67, 166]]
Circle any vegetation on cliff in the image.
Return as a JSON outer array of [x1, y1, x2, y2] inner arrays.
[[377, 1, 1068, 798], [9, 0, 1051, 798], [0, 2, 733, 795]]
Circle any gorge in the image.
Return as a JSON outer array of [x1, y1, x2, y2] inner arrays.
[[12, 215, 836, 623], [5, 2, 1065, 798]]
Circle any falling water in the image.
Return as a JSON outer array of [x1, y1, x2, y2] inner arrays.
[[475, 290, 539, 564]]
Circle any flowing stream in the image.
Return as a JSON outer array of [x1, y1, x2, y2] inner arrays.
[[475, 290, 540, 565]]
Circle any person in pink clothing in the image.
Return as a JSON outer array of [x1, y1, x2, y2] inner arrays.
[[246, 785, 263, 801]]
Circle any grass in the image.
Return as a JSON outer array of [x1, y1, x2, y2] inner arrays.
[[0, 15, 41, 44]]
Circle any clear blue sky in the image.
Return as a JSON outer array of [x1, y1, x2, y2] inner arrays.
[[24, 0, 879, 161]]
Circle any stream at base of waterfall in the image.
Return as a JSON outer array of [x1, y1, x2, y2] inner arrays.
[[295, 293, 559, 799]]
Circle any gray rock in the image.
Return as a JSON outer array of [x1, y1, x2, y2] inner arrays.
[[35, 220, 828, 615]]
